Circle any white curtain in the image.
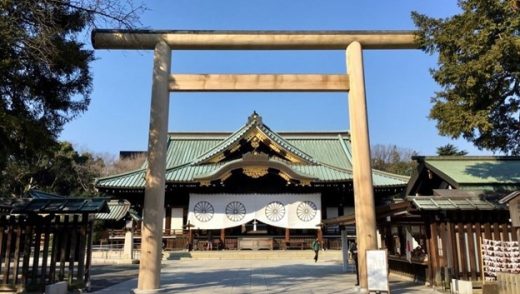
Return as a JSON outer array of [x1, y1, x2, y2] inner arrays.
[[187, 193, 321, 230], [171, 208, 184, 231]]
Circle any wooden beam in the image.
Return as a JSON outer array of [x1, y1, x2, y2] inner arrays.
[[322, 201, 410, 226], [428, 219, 440, 286], [169, 74, 349, 92], [458, 222, 468, 280], [92, 30, 418, 50], [475, 222, 484, 281], [466, 223, 477, 281], [448, 222, 459, 279]]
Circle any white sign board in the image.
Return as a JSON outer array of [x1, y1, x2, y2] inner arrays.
[[366, 249, 390, 292]]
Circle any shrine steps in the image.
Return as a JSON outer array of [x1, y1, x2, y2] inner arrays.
[[164, 250, 343, 261]]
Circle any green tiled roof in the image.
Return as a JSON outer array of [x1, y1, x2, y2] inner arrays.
[[408, 196, 503, 211], [422, 156, 520, 185], [166, 138, 222, 168], [288, 135, 352, 169], [95, 200, 130, 220], [96, 161, 407, 189], [12, 198, 110, 214], [96, 114, 409, 189], [192, 115, 317, 164], [192, 121, 254, 164]]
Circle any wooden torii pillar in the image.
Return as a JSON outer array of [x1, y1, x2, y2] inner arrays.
[[91, 30, 418, 293]]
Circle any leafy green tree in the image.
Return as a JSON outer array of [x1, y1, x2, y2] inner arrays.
[[412, 0, 520, 155], [371, 144, 417, 176], [1, 142, 107, 197], [436, 144, 469, 156], [0, 0, 143, 195]]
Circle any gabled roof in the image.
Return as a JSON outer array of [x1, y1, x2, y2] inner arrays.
[[96, 113, 409, 190], [192, 112, 317, 165], [407, 156, 520, 194], [420, 156, 520, 184]]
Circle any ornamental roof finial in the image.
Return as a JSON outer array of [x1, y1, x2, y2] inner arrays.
[[247, 111, 263, 126]]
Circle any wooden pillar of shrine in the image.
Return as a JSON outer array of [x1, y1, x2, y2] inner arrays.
[[346, 41, 377, 292], [136, 40, 171, 292], [164, 206, 172, 235], [427, 217, 441, 286]]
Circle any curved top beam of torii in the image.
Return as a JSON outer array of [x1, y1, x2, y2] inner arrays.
[[91, 29, 419, 50]]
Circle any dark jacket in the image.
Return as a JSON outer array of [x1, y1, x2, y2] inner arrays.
[[349, 242, 358, 258]]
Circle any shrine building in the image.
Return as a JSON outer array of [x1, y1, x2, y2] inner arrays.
[[95, 113, 408, 250]]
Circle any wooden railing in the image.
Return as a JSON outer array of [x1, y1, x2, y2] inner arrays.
[[108, 228, 185, 238], [104, 231, 341, 252], [189, 237, 319, 251]]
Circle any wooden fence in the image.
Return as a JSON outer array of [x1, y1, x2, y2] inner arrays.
[[0, 214, 93, 292], [428, 220, 519, 287]]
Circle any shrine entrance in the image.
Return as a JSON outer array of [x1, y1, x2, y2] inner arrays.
[[92, 29, 417, 292]]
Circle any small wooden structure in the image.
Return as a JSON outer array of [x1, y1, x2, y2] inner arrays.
[[0, 194, 108, 292], [324, 156, 520, 290]]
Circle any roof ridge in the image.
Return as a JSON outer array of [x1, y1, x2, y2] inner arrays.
[[190, 115, 328, 165], [337, 134, 353, 162], [167, 131, 350, 135], [271, 156, 351, 173], [372, 168, 411, 181], [191, 120, 256, 164], [414, 155, 520, 161], [95, 168, 146, 185], [258, 124, 317, 164]]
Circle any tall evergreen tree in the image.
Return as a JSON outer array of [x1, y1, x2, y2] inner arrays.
[[413, 0, 520, 155], [436, 144, 469, 156], [0, 1, 143, 196]]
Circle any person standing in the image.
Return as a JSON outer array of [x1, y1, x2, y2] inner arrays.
[[349, 241, 359, 286], [206, 231, 213, 251], [311, 238, 321, 262]]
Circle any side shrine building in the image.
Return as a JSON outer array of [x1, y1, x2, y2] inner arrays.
[[95, 113, 408, 250], [323, 156, 520, 289]]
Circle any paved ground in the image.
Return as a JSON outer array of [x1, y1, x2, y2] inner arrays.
[[90, 259, 443, 294], [89, 264, 139, 292]]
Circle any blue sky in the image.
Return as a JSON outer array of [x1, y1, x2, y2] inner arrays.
[[60, 0, 492, 157]]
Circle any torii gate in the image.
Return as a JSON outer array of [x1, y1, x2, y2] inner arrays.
[[91, 30, 418, 293]]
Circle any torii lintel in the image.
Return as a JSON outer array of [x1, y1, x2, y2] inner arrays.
[[91, 29, 419, 50]]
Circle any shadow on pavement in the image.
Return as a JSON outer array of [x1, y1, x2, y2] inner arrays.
[[89, 264, 139, 292]]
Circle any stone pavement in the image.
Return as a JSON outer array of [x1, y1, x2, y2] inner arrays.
[[90, 258, 444, 294]]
